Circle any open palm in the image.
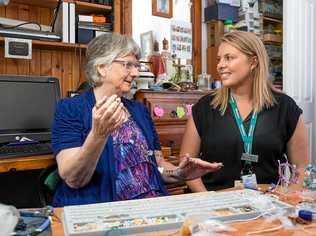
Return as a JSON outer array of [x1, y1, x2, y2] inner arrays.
[[177, 155, 223, 180]]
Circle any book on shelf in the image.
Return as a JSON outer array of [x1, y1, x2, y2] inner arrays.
[[77, 14, 112, 41], [77, 0, 113, 5], [69, 2, 76, 43], [53, 1, 77, 43], [90, 0, 113, 5], [78, 14, 107, 23], [78, 22, 112, 31]]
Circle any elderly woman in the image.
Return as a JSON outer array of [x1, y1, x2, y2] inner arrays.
[[180, 31, 309, 192], [51, 34, 223, 207]]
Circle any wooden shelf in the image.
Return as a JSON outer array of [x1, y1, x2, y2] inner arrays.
[[31, 40, 87, 50], [10, 0, 112, 14], [263, 40, 282, 45], [263, 16, 282, 24], [11, 0, 59, 8], [0, 37, 87, 50], [76, 1, 112, 14]]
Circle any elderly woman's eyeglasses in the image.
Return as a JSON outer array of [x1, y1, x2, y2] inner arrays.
[[113, 60, 141, 71]]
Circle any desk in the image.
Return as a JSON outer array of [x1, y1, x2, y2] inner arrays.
[[0, 147, 172, 174], [0, 154, 55, 173], [50, 186, 316, 236], [0, 147, 175, 208]]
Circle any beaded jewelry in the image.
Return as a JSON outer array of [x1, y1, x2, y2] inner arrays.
[[276, 155, 299, 192]]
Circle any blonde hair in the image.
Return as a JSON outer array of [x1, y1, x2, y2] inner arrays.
[[211, 31, 276, 114], [85, 33, 141, 87]]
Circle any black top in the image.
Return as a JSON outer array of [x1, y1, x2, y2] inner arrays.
[[192, 92, 302, 191]]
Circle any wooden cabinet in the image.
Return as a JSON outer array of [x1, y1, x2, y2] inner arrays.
[[135, 89, 209, 155], [0, 0, 131, 97], [135, 89, 210, 195]]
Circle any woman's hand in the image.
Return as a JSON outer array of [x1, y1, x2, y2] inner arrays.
[[176, 154, 223, 180], [163, 154, 223, 182], [162, 154, 223, 182], [91, 95, 126, 138]]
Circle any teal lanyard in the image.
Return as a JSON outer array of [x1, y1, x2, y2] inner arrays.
[[229, 95, 257, 158]]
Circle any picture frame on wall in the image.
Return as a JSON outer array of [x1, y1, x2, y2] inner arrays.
[[152, 0, 173, 18], [140, 31, 154, 58]]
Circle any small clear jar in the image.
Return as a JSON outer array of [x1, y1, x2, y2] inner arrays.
[[197, 73, 212, 90]]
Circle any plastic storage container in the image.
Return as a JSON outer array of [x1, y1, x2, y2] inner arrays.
[[224, 19, 233, 33], [198, 73, 212, 90]]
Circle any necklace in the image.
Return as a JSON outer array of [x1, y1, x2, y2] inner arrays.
[[122, 105, 130, 122]]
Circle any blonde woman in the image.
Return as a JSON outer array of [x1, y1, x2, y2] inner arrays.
[[180, 31, 309, 192]]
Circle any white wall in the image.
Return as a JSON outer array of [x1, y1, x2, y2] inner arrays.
[[132, 0, 191, 50], [283, 0, 316, 161]]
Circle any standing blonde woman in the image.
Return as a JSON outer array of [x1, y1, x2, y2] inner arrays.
[[180, 31, 309, 192]]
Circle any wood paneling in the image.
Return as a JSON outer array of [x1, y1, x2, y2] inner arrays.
[[0, 48, 4, 74], [207, 46, 220, 80], [11, 0, 60, 9], [122, 0, 132, 36], [113, 0, 132, 35], [0, 46, 86, 98], [30, 49, 41, 75], [40, 50, 52, 76], [113, 0, 121, 33], [16, 0, 30, 74], [192, 0, 202, 79]]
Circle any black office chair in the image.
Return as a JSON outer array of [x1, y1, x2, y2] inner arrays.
[[38, 164, 60, 206], [76, 81, 91, 93], [67, 81, 91, 97]]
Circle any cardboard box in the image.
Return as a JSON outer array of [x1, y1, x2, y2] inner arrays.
[[263, 33, 282, 43], [204, 3, 239, 22], [206, 20, 224, 47]]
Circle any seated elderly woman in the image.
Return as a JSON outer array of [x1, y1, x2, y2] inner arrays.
[[51, 34, 223, 207]]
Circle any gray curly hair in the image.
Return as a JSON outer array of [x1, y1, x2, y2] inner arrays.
[[85, 33, 141, 87]]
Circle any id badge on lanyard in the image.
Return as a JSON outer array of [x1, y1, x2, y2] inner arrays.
[[230, 95, 258, 188], [241, 174, 257, 190]]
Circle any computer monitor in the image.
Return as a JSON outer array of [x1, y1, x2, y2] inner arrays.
[[0, 75, 61, 144]]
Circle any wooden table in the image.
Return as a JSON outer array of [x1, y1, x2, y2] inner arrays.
[[50, 186, 316, 236]]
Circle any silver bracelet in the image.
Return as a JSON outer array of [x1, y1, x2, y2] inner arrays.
[[161, 167, 182, 180]]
